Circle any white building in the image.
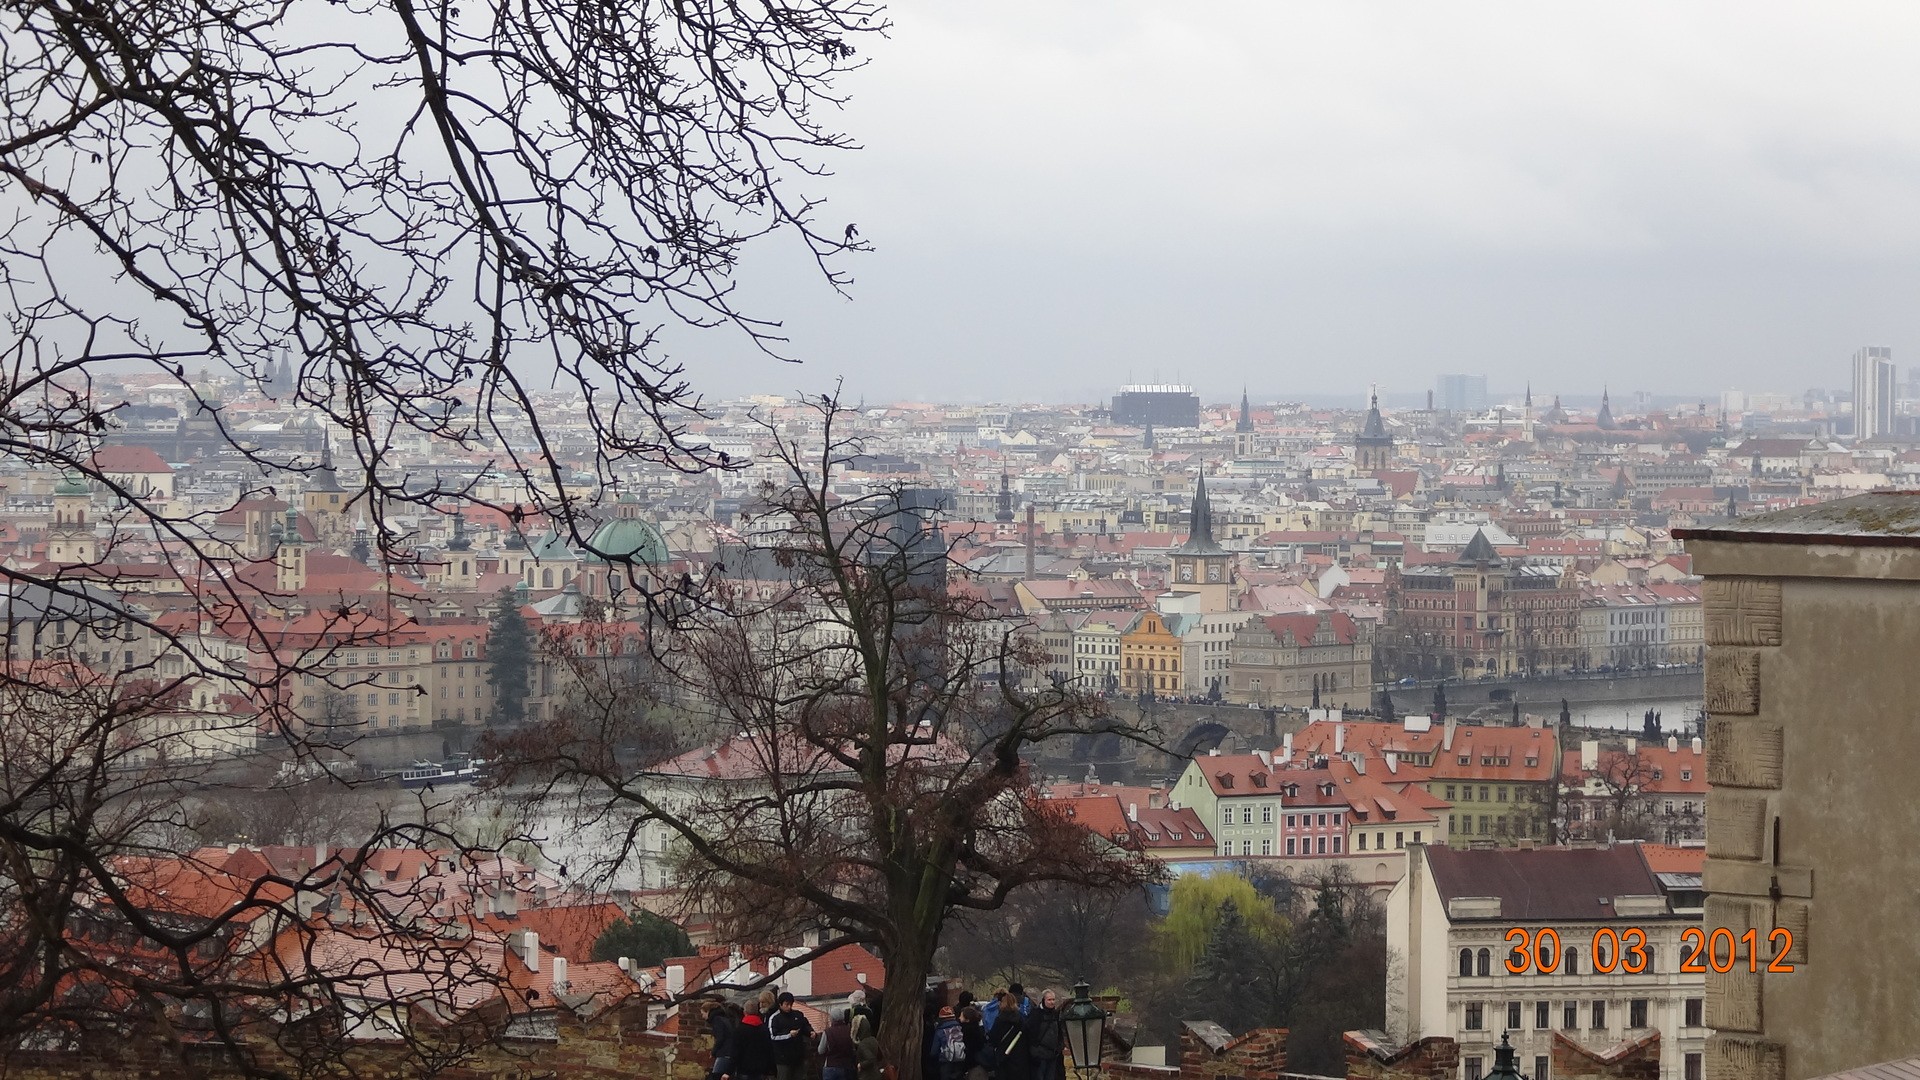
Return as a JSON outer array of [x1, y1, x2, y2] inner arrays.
[[1853, 345, 1895, 441], [1387, 843, 1706, 1080]]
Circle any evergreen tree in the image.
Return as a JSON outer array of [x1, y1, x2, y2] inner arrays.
[[1182, 899, 1266, 1033], [486, 589, 534, 726], [591, 910, 694, 965]]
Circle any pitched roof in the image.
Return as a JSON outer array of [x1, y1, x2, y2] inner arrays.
[[1424, 844, 1665, 922]]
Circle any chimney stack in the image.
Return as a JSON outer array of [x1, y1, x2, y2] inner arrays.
[[1580, 739, 1599, 771], [551, 955, 569, 993], [1691, 736, 1703, 755], [1667, 734, 1679, 753], [1025, 503, 1036, 579], [666, 964, 686, 996], [515, 929, 541, 973], [1334, 724, 1346, 754], [1127, 802, 1139, 822]]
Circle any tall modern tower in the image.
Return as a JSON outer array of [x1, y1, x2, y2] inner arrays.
[[1852, 345, 1895, 441]]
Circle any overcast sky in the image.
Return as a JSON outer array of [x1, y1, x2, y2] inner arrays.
[[690, 2, 1920, 406]]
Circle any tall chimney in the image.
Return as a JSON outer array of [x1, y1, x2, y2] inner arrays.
[[1127, 802, 1139, 822], [666, 965, 686, 996], [516, 929, 540, 973], [551, 955, 569, 993], [1281, 732, 1294, 761], [1691, 736, 1703, 755], [1581, 739, 1599, 771], [1667, 734, 1679, 753], [1025, 503, 1036, 579], [1334, 724, 1346, 754]]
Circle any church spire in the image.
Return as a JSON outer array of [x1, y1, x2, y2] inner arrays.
[[1236, 387, 1253, 433], [1597, 386, 1616, 430], [995, 468, 1014, 523]]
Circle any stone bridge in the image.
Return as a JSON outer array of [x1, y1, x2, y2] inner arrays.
[[1042, 670, 1706, 784]]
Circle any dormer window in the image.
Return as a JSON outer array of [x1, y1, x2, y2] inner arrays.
[[1459, 755, 1470, 765]]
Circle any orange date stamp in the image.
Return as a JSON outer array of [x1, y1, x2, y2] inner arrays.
[[1501, 926, 1796, 974]]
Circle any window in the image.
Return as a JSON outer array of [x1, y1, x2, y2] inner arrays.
[[1685, 998, 1703, 1027], [1629, 999, 1647, 1029], [1464, 1057, 1483, 1080], [1565, 947, 1578, 975], [1286, 838, 1296, 855], [1562, 1002, 1577, 1030], [1318, 813, 1328, 826], [1333, 812, 1343, 824], [1240, 840, 1251, 855], [1332, 836, 1342, 853], [1316, 836, 1327, 854], [1359, 834, 1368, 851], [1261, 839, 1272, 856], [1480, 786, 1490, 801], [1445, 784, 1457, 800], [1242, 807, 1253, 825], [1413, 830, 1423, 843], [1591, 1001, 1606, 1029], [1476, 948, 1491, 977], [1220, 840, 1231, 856], [1262, 805, 1273, 823], [1685, 1053, 1703, 1080], [1535, 1002, 1549, 1029], [1286, 814, 1296, 827], [1222, 807, 1232, 825], [1464, 1003, 1484, 1030], [1534, 1055, 1550, 1080], [1507, 1001, 1521, 1030], [1478, 815, 1490, 835], [1395, 831, 1405, 848], [1497, 787, 1508, 802]]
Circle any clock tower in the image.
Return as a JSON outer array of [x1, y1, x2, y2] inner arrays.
[[1169, 470, 1232, 612]]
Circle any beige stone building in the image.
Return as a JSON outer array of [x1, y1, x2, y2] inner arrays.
[[1676, 492, 1920, 1079]]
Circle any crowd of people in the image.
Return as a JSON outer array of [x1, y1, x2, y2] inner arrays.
[[703, 983, 1073, 1080]]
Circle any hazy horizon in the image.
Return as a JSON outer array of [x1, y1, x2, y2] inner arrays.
[[669, 2, 1920, 406]]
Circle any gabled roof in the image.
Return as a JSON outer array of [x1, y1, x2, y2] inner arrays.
[[1455, 528, 1501, 565]]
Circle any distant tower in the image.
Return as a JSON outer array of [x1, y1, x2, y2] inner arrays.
[[1143, 422, 1155, 451], [1236, 388, 1253, 433], [444, 509, 475, 589], [1168, 470, 1232, 612], [1597, 387, 1616, 430], [1521, 383, 1535, 442], [1354, 389, 1393, 471], [46, 472, 97, 565], [995, 469, 1015, 524], [275, 505, 307, 593]]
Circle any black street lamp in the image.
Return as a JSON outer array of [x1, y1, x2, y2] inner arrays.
[[1061, 979, 1107, 1078], [1487, 1031, 1526, 1078]]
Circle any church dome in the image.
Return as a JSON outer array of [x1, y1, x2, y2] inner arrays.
[[586, 516, 669, 565]]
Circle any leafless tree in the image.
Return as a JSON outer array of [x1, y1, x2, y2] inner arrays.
[[486, 393, 1160, 1080], [0, 0, 881, 1069]]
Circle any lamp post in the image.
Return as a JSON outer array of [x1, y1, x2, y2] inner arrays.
[[1061, 979, 1107, 1079], [1487, 1031, 1526, 1079]]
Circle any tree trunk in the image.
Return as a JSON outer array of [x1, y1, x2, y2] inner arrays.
[[876, 931, 933, 1080]]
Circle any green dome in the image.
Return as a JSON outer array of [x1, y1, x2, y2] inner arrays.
[[587, 517, 669, 565], [54, 472, 90, 497]]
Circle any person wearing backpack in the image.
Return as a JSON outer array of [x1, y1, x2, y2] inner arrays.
[[932, 1006, 968, 1080], [985, 991, 1030, 1080], [960, 1005, 988, 1080], [706, 1001, 739, 1080], [820, 1009, 857, 1080]]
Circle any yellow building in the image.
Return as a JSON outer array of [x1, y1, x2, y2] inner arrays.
[[1120, 609, 1182, 694]]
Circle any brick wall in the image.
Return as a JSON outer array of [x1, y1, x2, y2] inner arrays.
[[1341, 1031, 1459, 1080], [1550, 1031, 1661, 1080], [1103, 1020, 1289, 1080]]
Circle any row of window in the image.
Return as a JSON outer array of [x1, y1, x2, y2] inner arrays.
[[1458, 945, 1699, 980], [1218, 806, 1347, 828], [1218, 836, 1345, 856], [1463, 995, 1690, 1033]]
